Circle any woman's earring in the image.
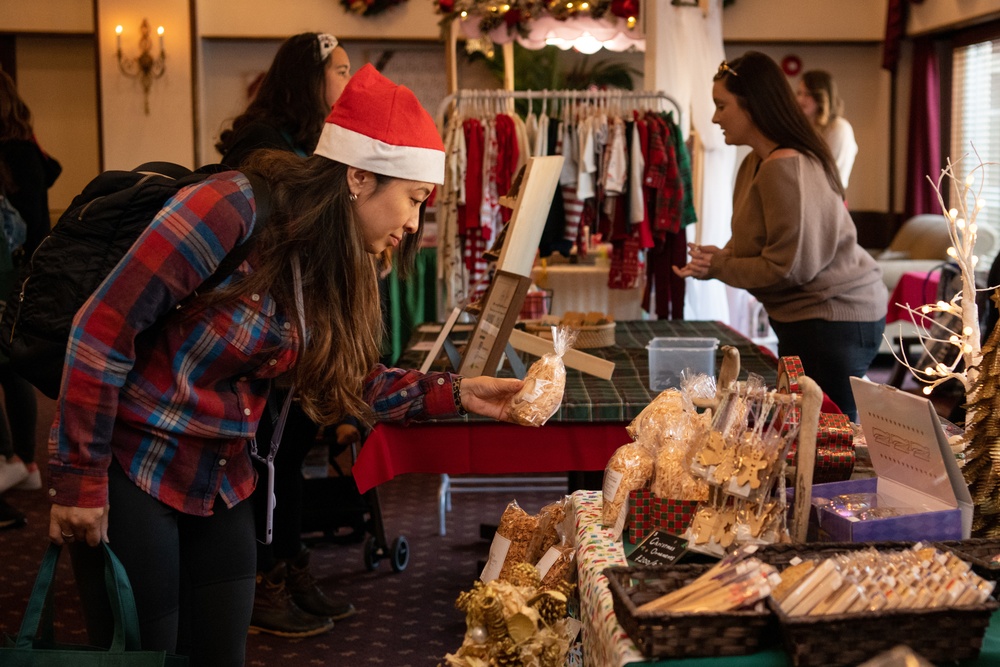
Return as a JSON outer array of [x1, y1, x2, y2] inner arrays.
[[349, 192, 358, 202]]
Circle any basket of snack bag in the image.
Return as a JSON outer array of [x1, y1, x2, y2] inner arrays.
[[604, 547, 777, 659], [765, 542, 998, 667], [620, 379, 713, 544], [523, 312, 615, 349], [935, 537, 1000, 596]]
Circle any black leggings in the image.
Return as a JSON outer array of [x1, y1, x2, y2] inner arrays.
[[71, 458, 256, 667]]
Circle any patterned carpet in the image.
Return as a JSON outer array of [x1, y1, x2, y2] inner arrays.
[[0, 396, 567, 666]]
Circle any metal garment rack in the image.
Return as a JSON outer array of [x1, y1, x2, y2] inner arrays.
[[433, 88, 684, 537], [435, 88, 684, 130]]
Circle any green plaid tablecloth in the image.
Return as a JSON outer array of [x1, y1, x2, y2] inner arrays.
[[400, 320, 777, 424]]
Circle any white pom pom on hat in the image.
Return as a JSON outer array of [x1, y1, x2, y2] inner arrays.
[[313, 64, 445, 185]]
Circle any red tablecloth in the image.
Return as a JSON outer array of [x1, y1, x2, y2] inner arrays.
[[353, 422, 629, 493], [886, 269, 941, 324]]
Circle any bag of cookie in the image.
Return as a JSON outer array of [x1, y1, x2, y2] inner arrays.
[[601, 441, 655, 540], [508, 326, 578, 427], [481, 500, 539, 583]]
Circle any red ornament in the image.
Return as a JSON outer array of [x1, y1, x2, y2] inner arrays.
[[437, 0, 454, 11], [610, 0, 639, 20], [504, 8, 523, 25], [781, 54, 802, 77]]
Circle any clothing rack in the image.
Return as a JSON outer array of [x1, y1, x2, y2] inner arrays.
[[436, 88, 683, 129]]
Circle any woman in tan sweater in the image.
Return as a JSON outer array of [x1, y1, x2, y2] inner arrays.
[[674, 51, 886, 421]]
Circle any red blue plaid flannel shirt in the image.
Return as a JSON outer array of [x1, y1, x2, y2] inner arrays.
[[48, 172, 459, 515]]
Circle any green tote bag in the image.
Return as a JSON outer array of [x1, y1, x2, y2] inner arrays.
[[2, 542, 188, 666]]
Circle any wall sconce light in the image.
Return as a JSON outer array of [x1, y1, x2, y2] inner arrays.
[[115, 19, 166, 115]]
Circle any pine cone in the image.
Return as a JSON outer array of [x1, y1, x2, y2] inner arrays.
[[532, 590, 568, 625], [489, 638, 523, 666], [507, 562, 540, 589], [455, 582, 482, 612]]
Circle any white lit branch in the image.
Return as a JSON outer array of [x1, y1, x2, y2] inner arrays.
[[888, 153, 994, 395]]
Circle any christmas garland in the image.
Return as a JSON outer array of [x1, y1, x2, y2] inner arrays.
[[341, 0, 408, 17], [436, 0, 640, 37]]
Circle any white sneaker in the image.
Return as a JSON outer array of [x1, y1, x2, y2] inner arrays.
[[13, 466, 41, 491], [0, 458, 29, 493]]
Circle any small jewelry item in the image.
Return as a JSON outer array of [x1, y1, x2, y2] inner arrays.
[[61, 531, 74, 538], [453, 376, 467, 416], [349, 192, 358, 202]]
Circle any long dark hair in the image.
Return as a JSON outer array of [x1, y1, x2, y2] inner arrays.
[[216, 33, 332, 156], [194, 150, 425, 426], [0, 70, 34, 142], [718, 52, 845, 198], [801, 70, 843, 128]]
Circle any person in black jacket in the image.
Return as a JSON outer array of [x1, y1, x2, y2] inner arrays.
[[216, 32, 357, 639], [0, 70, 59, 499]]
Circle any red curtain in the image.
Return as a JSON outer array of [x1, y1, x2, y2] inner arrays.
[[904, 37, 941, 219]]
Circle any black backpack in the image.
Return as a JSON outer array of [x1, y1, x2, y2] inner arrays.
[[0, 162, 269, 399]]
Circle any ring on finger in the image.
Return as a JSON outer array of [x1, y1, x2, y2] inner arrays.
[[60, 531, 74, 538]]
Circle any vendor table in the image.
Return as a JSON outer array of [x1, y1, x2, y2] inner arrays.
[[353, 321, 779, 533], [530, 262, 645, 321], [570, 489, 1000, 667]]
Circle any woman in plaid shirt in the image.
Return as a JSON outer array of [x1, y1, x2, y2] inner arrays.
[[47, 65, 523, 666]]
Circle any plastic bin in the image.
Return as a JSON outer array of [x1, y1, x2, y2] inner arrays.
[[646, 337, 719, 391]]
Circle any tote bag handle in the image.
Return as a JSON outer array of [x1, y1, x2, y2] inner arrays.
[[15, 542, 142, 652]]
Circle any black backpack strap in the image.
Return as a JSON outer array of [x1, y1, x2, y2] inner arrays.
[[200, 171, 270, 292]]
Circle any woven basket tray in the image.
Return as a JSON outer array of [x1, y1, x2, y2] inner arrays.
[[757, 541, 999, 666], [604, 565, 774, 659], [523, 319, 615, 348], [754, 540, 916, 568], [936, 538, 1000, 596], [769, 596, 998, 667]]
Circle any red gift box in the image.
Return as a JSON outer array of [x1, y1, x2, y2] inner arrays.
[[626, 489, 700, 545], [777, 356, 855, 483]]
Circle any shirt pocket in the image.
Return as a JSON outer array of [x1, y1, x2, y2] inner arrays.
[[214, 291, 280, 360]]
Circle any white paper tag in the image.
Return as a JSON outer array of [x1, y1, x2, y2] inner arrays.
[[536, 546, 561, 579], [602, 469, 623, 513], [480, 533, 512, 582]]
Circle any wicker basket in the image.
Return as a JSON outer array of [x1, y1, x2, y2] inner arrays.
[[604, 565, 774, 659], [936, 538, 1000, 597], [523, 319, 616, 349], [757, 541, 999, 666], [755, 540, 916, 569], [770, 596, 998, 667]]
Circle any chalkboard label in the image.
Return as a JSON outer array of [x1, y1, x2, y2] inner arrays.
[[627, 531, 688, 567]]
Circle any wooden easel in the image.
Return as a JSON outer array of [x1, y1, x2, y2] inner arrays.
[[420, 154, 616, 381]]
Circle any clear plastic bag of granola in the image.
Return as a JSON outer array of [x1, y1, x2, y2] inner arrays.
[[481, 500, 540, 583], [508, 326, 578, 427], [526, 496, 571, 563], [601, 440, 655, 540]]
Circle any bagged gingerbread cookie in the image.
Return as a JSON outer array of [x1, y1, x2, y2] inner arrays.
[[507, 326, 577, 427]]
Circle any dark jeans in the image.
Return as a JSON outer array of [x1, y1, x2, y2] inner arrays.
[[0, 364, 37, 462], [768, 317, 885, 422], [71, 458, 256, 667]]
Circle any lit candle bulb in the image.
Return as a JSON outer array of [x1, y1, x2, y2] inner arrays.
[[115, 24, 123, 53], [157, 25, 164, 53]]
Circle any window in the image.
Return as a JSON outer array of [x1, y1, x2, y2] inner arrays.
[[951, 38, 1000, 236]]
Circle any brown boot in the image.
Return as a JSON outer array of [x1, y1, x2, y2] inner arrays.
[[286, 547, 357, 621], [249, 562, 335, 638]]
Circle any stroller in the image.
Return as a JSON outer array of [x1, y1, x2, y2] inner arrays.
[[299, 431, 410, 573]]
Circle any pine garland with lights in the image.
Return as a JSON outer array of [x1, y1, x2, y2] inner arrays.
[[435, 0, 640, 38]]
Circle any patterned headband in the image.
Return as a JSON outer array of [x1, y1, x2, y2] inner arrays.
[[317, 33, 339, 61]]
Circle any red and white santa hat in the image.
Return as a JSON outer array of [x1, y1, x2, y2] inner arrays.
[[314, 64, 445, 185]]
